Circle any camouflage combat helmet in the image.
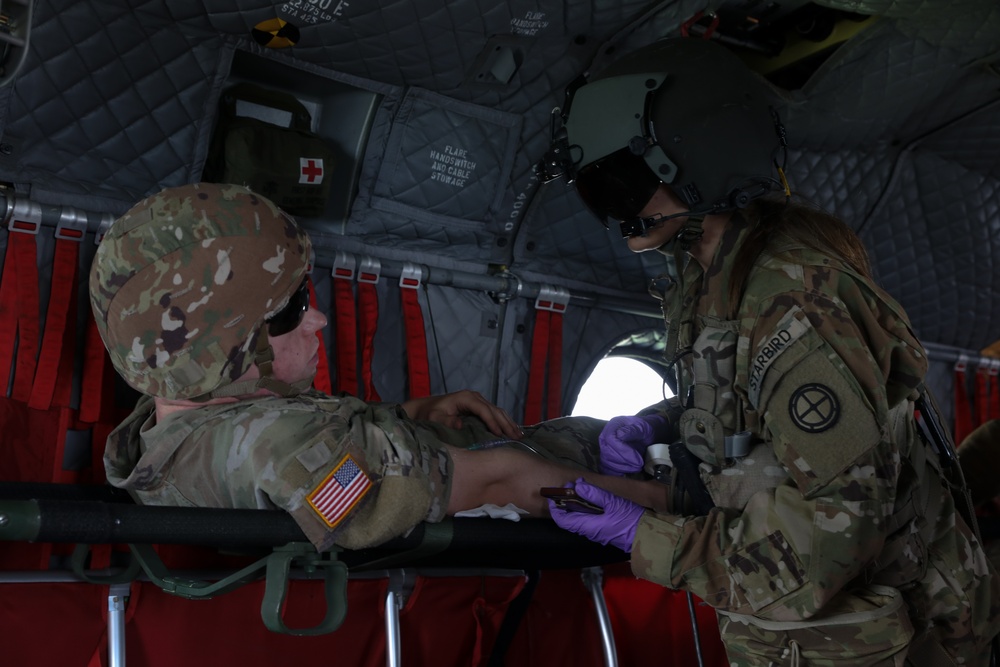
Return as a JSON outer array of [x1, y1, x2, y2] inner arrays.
[[89, 182, 313, 401]]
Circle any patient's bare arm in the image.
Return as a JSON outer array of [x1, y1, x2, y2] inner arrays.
[[446, 446, 667, 516]]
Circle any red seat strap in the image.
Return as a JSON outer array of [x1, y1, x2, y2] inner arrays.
[[357, 258, 382, 402], [30, 222, 84, 410], [80, 218, 115, 424], [0, 235, 20, 391], [976, 361, 991, 429], [525, 286, 569, 424], [546, 310, 564, 419], [307, 276, 332, 394], [332, 254, 359, 395], [8, 220, 42, 402], [80, 310, 109, 423], [989, 359, 1000, 422], [399, 264, 430, 399], [954, 355, 974, 444], [524, 308, 550, 425]]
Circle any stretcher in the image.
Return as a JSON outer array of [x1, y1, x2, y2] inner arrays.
[[0, 481, 629, 667]]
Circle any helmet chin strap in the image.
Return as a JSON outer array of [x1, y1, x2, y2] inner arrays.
[[624, 212, 705, 255], [207, 328, 313, 400]]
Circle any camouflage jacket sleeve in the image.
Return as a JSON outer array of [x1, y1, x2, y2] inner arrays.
[[631, 254, 927, 621], [244, 393, 455, 552], [111, 391, 454, 552]]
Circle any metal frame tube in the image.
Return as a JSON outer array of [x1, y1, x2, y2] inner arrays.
[[581, 567, 618, 667], [107, 583, 130, 667]]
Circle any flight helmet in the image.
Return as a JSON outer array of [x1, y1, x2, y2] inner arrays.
[[562, 37, 784, 233]]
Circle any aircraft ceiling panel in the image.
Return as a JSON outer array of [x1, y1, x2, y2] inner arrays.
[[0, 0, 997, 357]]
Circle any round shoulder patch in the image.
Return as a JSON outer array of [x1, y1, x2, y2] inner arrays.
[[788, 383, 840, 433]]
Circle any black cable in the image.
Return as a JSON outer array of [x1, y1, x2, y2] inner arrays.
[[487, 569, 540, 667]]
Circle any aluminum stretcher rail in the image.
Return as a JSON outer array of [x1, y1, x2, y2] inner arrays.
[[0, 482, 627, 666]]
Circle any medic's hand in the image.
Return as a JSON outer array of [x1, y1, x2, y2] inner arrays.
[[548, 479, 645, 553], [402, 390, 523, 439], [599, 414, 676, 476]]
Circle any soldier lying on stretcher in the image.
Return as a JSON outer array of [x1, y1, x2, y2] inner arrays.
[[89, 183, 666, 550]]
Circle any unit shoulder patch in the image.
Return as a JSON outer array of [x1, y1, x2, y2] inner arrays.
[[788, 383, 840, 434]]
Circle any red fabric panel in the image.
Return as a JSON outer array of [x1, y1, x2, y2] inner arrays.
[[602, 564, 729, 667], [504, 569, 605, 666], [0, 566, 732, 666], [1, 576, 541, 667], [2, 583, 111, 666], [0, 396, 61, 483], [400, 575, 526, 666]]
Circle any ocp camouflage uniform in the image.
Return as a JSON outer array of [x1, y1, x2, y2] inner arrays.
[[631, 214, 1000, 665], [104, 390, 604, 551]]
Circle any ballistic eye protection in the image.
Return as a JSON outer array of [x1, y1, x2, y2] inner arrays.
[[267, 279, 310, 336]]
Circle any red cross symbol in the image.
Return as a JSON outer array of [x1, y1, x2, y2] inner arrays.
[[299, 158, 324, 184]]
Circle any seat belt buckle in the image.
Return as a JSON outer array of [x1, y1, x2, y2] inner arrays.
[[357, 257, 380, 285], [306, 246, 316, 275], [955, 353, 968, 373], [534, 285, 569, 313], [7, 197, 42, 235], [332, 250, 356, 281], [399, 262, 423, 289], [94, 214, 114, 245], [54, 211, 87, 242]]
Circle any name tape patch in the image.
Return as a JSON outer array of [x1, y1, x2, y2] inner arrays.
[[748, 307, 810, 406]]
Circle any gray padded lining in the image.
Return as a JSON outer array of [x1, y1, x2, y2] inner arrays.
[[1, 0, 998, 419]]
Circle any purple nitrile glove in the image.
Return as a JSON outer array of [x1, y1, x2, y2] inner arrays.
[[548, 479, 645, 552], [599, 414, 675, 476]]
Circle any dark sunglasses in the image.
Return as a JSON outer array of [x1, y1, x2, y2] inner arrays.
[[575, 147, 662, 224], [266, 279, 310, 336]]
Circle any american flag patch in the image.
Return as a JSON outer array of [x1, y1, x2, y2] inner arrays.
[[307, 455, 372, 528]]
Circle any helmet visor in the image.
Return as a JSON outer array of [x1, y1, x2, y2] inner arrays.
[[266, 279, 310, 336], [575, 148, 662, 222]]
